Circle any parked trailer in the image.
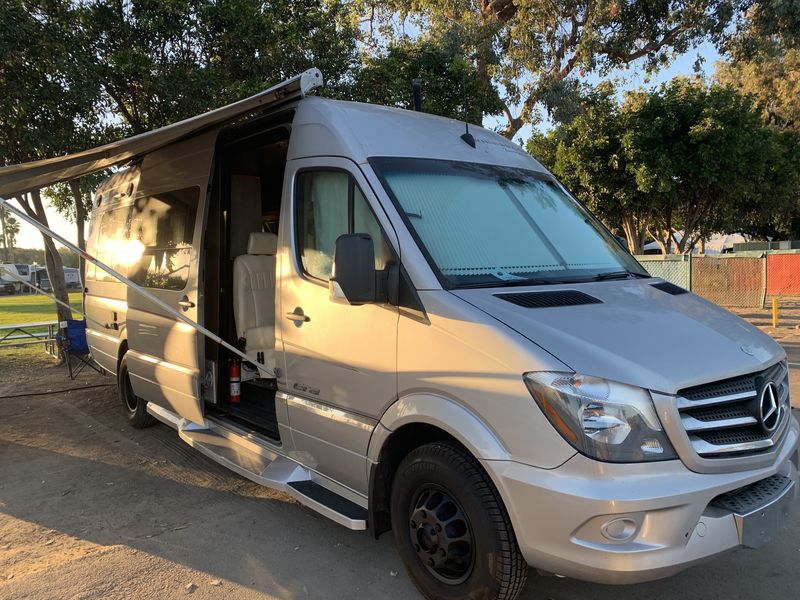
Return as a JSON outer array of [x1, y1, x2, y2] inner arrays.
[[1, 69, 797, 600]]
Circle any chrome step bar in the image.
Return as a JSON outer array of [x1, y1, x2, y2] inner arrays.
[[147, 404, 368, 530]]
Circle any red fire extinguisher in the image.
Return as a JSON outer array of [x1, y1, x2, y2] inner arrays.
[[229, 357, 241, 404]]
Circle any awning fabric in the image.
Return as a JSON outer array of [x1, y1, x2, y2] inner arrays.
[[0, 68, 322, 198]]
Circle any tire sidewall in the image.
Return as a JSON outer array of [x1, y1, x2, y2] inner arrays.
[[391, 445, 507, 600], [118, 354, 154, 427]]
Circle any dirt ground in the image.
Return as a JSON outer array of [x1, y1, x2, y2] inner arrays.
[[2, 309, 800, 599]]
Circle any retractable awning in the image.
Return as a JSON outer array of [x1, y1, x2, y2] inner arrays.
[[0, 68, 322, 198]]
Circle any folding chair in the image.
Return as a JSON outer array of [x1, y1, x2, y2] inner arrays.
[[58, 319, 103, 380]]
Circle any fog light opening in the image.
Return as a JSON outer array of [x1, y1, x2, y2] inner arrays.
[[601, 517, 638, 542]]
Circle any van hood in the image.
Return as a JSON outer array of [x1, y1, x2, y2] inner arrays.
[[452, 279, 784, 394]]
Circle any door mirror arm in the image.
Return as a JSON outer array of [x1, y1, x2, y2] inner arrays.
[[380, 261, 400, 306]]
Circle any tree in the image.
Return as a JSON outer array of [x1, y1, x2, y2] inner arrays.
[[716, 50, 800, 131], [352, 0, 743, 137], [529, 82, 657, 254], [530, 77, 799, 252], [77, 0, 360, 132], [0, 209, 20, 261], [715, 0, 800, 132], [349, 37, 505, 122], [0, 0, 103, 322]]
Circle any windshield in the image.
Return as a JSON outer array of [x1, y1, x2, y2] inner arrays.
[[371, 158, 647, 288]]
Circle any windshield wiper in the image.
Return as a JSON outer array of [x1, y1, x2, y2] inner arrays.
[[592, 270, 651, 281], [464, 277, 584, 289]]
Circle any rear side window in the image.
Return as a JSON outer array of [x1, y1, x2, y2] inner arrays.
[[93, 205, 132, 282], [295, 171, 391, 281], [129, 187, 198, 290]]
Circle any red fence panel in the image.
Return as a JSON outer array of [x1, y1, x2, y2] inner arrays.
[[767, 254, 800, 296]]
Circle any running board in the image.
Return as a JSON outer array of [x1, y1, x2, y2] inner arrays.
[[160, 413, 367, 530]]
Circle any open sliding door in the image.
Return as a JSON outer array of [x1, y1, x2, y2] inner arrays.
[[125, 130, 217, 424]]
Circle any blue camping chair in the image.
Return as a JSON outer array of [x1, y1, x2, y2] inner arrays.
[[58, 319, 103, 379]]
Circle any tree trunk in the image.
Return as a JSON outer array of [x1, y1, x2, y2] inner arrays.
[[69, 179, 87, 285], [0, 207, 9, 262], [698, 237, 705, 255], [621, 214, 642, 254], [19, 191, 73, 328]]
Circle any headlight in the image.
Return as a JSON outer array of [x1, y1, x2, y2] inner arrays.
[[524, 372, 677, 462]]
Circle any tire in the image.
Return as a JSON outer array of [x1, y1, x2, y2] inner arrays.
[[390, 442, 528, 600], [118, 353, 157, 429]]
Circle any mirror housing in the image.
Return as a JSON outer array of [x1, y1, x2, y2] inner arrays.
[[330, 234, 378, 305]]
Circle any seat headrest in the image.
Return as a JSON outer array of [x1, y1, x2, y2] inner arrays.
[[247, 232, 278, 255]]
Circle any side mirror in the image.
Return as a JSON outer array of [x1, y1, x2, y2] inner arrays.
[[329, 233, 377, 305]]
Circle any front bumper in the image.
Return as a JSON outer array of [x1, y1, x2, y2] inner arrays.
[[486, 415, 800, 584]]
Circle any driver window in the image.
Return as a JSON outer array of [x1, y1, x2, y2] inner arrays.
[[296, 171, 391, 281]]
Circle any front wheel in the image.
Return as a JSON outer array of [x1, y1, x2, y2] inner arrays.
[[390, 442, 528, 600], [118, 353, 157, 429]]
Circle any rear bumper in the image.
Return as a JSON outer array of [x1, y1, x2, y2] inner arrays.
[[486, 416, 799, 584]]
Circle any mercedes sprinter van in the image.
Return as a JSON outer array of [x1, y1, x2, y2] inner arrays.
[[3, 70, 796, 600]]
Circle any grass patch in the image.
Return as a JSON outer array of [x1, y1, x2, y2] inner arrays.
[[0, 293, 84, 360], [0, 292, 83, 327]]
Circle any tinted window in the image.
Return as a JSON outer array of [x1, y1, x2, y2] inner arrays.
[[295, 171, 391, 281], [14, 264, 28, 276], [129, 187, 198, 290]]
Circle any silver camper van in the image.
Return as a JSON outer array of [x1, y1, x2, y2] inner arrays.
[[3, 70, 797, 600]]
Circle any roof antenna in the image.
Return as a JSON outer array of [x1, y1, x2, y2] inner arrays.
[[412, 78, 422, 112], [460, 69, 476, 148]]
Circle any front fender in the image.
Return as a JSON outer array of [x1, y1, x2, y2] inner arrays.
[[368, 392, 510, 463]]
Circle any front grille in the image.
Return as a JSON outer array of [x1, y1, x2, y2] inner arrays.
[[677, 361, 790, 458], [696, 428, 766, 446]]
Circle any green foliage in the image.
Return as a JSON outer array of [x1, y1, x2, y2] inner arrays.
[[2, 247, 78, 269], [530, 78, 800, 252], [79, 0, 360, 132], [0, 0, 100, 164], [352, 0, 744, 136], [348, 38, 505, 122], [716, 0, 800, 133]]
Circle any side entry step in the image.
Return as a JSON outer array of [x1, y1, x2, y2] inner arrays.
[[288, 481, 368, 523], [148, 405, 368, 530]]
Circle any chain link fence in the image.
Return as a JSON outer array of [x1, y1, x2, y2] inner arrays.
[[634, 254, 767, 308], [633, 255, 691, 289], [691, 256, 766, 308]]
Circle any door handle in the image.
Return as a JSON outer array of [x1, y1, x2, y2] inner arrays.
[[285, 308, 310, 325], [178, 296, 195, 311]]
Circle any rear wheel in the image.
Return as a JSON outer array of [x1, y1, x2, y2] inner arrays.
[[390, 442, 528, 600], [118, 353, 157, 429]]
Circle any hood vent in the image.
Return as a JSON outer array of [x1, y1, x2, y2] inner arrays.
[[495, 290, 602, 308], [651, 282, 688, 296]]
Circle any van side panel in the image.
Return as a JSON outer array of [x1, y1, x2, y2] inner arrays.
[[84, 169, 141, 374]]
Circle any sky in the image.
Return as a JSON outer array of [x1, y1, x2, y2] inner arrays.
[[9, 41, 721, 252]]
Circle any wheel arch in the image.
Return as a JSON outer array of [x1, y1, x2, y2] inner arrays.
[[367, 393, 510, 538], [116, 338, 128, 374]]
